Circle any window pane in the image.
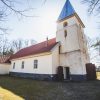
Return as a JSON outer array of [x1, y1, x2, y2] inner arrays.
[[13, 63, 15, 69], [34, 60, 38, 69], [22, 61, 24, 69]]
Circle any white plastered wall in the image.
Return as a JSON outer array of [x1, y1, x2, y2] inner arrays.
[[60, 51, 86, 75], [57, 16, 80, 30], [56, 17, 80, 53], [10, 53, 53, 74], [0, 63, 10, 75], [51, 44, 60, 74]]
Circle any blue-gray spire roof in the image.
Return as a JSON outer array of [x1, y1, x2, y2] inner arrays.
[[58, 0, 75, 21]]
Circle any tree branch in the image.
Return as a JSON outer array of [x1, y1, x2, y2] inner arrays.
[[82, 0, 100, 15], [0, 0, 38, 17]]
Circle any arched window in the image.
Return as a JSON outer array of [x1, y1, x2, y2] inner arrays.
[[63, 22, 68, 27], [64, 30, 67, 38]]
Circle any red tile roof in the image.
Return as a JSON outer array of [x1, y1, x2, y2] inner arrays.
[[0, 55, 11, 63], [11, 38, 57, 60]]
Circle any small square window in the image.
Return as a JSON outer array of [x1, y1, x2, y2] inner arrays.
[[13, 63, 15, 69], [34, 60, 38, 69], [22, 61, 24, 69]]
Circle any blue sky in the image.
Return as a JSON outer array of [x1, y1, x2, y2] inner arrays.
[[5, 0, 100, 42]]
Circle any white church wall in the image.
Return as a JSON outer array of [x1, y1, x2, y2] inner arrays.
[[57, 16, 80, 31], [10, 53, 53, 74], [60, 50, 86, 75], [77, 24, 90, 64], [0, 64, 10, 75], [56, 23, 80, 53], [77, 24, 87, 52], [51, 44, 60, 74], [81, 51, 90, 73]]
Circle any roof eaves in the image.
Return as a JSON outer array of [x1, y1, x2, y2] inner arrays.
[[10, 52, 52, 61]]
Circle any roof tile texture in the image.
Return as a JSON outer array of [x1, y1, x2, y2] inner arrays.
[[11, 38, 57, 60]]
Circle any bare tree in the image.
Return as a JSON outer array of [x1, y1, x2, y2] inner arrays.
[[30, 39, 37, 45], [12, 39, 23, 52], [91, 38, 100, 55], [11, 38, 37, 53], [82, 0, 100, 15], [0, 37, 37, 55], [24, 39, 37, 47], [0, 33, 14, 55], [0, 0, 35, 17], [82, 0, 100, 56], [0, 0, 41, 34], [87, 36, 100, 65], [24, 40, 29, 47], [0, 0, 39, 53]]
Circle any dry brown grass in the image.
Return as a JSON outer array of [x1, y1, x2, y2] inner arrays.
[[97, 72, 100, 80], [0, 87, 24, 100]]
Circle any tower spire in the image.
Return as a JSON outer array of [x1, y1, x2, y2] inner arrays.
[[57, 0, 85, 28], [58, 0, 75, 21]]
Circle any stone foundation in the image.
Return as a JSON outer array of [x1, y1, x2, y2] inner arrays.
[[9, 72, 87, 81], [9, 72, 57, 81], [70, 74, 87, 81]]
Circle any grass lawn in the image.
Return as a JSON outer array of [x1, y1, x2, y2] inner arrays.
[[0, 76, 100, 100]]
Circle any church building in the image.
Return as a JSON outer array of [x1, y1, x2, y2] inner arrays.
[[9, 0, 90, 81]]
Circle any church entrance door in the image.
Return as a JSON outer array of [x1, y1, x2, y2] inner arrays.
[[64, 67, 70, 80]]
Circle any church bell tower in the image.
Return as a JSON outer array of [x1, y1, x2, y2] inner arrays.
[[56, 0, 90, 80], [56, 0, 85, 53]]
